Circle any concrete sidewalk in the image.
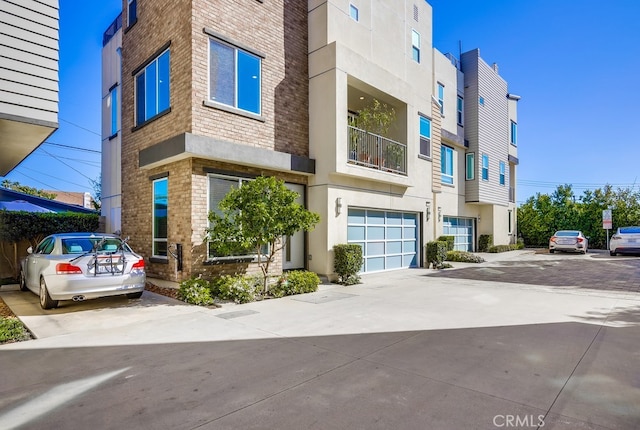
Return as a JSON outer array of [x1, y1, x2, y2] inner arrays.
[[1, 249, 639, 429]]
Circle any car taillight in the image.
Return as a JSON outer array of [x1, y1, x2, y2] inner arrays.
[[132, 259, 145, 270], [56, 263, 82, 274], [612, 235, 621, 240], [576, 237, 584, 243], [550, 236, 557, 243]]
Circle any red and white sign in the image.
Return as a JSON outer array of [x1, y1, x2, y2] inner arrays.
[[603, 209, 612, 230]]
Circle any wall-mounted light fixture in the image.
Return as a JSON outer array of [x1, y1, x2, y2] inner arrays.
[[477, 214, 481, 223], [335, 197, 342, 215], [437, 206, 442, 222], [425, 201, 431, 221]]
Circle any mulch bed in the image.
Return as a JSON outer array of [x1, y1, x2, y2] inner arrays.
[[0, 296, 16, 318], [144, 282, 180, 300]]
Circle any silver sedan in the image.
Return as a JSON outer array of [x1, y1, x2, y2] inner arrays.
[[610, 226, 640, 256], [19, 233, 146, 309], [549, 230, 588, 254]]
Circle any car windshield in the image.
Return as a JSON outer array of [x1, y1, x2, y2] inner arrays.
[[555, 231, 579, 237], [619, 227, 640, 234], [62, 237, 128, 254]]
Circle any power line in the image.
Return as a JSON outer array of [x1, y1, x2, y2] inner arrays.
[[40, 149, 95, 182], [59, 118, 101, 136], [19, 166, 91, 189], [43, 141, 101, 154]]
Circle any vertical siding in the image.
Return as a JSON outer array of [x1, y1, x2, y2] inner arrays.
[[461, 49, 509, 206], [0, 0, 59, 125]]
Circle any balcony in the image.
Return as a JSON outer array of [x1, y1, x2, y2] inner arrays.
[[347, 125, 407, 175]]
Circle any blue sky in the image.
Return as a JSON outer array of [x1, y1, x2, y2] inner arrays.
[[3, 0, 640, 204]]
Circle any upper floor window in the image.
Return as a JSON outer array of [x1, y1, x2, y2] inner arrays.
[[109, 85, 118, 136], [437, 83, 444, 115], [412, 30, 420, 63], [350, 4, 359, 21], [135, 49, 170, 127], [209, 38, 261, 115], [499, 161, 506, 186], [465, 152, 474, 180], [457, 95, 463, 125], [152, 177, 168, 258], [441, 145, 454, 185], [510, 120, 517, 146], [419, 115, 431, 157], [482, 154, 489, 181], [127, 0, 137, 27]]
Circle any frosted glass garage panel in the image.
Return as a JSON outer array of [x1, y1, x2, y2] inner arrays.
[[367, 242, 385, 256], [367, 211, 385, 224], [348, 226, 365, 241], [387, 212, 402, 225], [387, 255, 402, 269], [368, 257, 385, 271], [387, 241, 402, 254], [368, 226, 385, 240], [348, 209, 365, 224], [404, 227, 416, 239], [388, 227, 402, 239], [403, 213, 417, 226]]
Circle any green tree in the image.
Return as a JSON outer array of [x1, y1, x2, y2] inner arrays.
[[90, 174, 101, 210], [1, 180, 56, 200], [206, 176, 320, 292]]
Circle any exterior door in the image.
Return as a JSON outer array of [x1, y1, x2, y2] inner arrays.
[[442, 216, 474, 251], [283, 183, 305, 270]]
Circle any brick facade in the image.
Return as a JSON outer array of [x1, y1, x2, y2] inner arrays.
[[121, 0, 309, 282]]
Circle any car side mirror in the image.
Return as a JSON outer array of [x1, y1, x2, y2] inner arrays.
[[27, 246, 33, 254]]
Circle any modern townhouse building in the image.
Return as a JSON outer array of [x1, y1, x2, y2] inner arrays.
[[102, 0, 519, 282], [0, 0, 59, 175]]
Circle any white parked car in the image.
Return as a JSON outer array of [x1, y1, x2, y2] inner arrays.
[[548, 230, 588, 254], [609, 226, 640, 256], [19, 233, 146, 309]]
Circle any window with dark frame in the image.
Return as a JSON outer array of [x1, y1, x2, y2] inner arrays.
[[441, 145, 454, 184], [152, 177, 168, 258], [419, 115, 431, 157], [209, 38, 261, 115], [135, 49, 170, 127]]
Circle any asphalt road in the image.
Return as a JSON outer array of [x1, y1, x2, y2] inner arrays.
[[1, 250, 639, 430]]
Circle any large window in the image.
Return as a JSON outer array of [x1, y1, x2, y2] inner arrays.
[[466, 153, 475, 180], [209, 38, 261, 115], [438, 83, 444, 115], [411, 30, 420, 63], [152, 178, 168, 257], [135, 49, 170, 126], [110, 86, 118, 136], [457, 95, 463, 125], [441, 145, 454, 185], [499, 161, 506, 185], [419, 115, 431, 157], [482, 154, 489, 181], [510, 120, 517, 146], [207, 175, 267, 259]]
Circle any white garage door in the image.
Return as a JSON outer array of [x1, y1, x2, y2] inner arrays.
[[347, 208, 418, 273], [443, 216, 474, 251]]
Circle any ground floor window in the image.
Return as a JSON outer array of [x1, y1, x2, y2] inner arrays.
[[347, 208, 418, 273], [152, 177, 168, 257], [442, 216, 474, 252]]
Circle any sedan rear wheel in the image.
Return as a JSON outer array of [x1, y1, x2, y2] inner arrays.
[[610, 250, 616, 256], [39, 277, 58, 310], [19, 270, 29, 291], [126, 291, 143, 299], [549, 249, 555, 254]]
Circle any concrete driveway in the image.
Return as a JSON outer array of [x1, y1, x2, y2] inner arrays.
[[1, 249, 639, 429]]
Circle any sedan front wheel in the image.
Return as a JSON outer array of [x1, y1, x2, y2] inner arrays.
[[39, 277, 58, 310]]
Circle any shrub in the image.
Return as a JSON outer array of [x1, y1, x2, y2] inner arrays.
[[0, 317, 31, 344], [516, 238, 525, 249], [445, 250, 485, 263], [426, 241, 448, 269], [478, 234, 493, 252], [271, 271, 320, 298], [437, 235, 455, 251], [488, 244, 513, 253], [333, 244, 363, 285], [216, 275, 261, 304], [177, 277, 214, 306]]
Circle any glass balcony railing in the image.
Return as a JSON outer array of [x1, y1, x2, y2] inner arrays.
[[347, 125, 407, 175]]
